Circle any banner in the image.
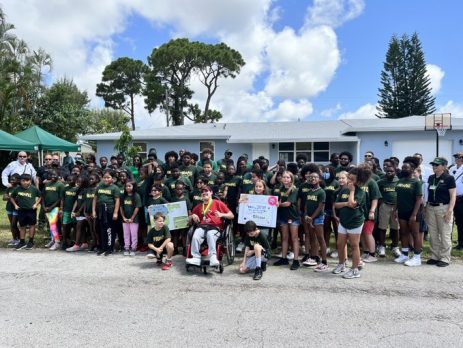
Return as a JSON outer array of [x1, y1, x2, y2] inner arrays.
[[238, 194, 278, 228], [148, 201, 189, 230]]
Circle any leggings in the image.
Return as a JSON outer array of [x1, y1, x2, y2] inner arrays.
[[97, 205, 116, 252], [46, 207, 60, 241]]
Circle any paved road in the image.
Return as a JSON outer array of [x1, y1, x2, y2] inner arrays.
[[1, 250, 463, 347]]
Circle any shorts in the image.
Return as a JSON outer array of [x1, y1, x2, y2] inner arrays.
[[245, 255, 268, 271], [361, 220, 375, 235], [338, 223, 363, 235], [63, 211, 77, 225], [18, 209, 37, 227], [148, 248, 167, 258], [398, 210, 422, 222], [76, 216, 86, 222], [6, 210, 18, 217], [378, 203, 399, 230], [277, 218, 300, 227], [313, 214, 325, 226]]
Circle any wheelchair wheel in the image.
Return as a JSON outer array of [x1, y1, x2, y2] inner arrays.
[[225, 224, 235, 265], [203, 266, 207, 274], [218, 263, 224, 274], [186, 264, 191, 272]]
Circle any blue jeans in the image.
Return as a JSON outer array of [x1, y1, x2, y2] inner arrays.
[[191, 227, 220, 259]]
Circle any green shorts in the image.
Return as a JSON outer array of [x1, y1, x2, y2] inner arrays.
[[62, 212, 76, 225]]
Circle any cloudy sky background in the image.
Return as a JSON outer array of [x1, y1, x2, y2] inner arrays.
[[2, 0, 462, 128]]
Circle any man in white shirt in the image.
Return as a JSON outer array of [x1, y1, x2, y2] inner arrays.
[[2, 152, 37, 187], [450, 152, 463, 250]]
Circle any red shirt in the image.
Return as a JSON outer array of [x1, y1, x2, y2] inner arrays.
[[192, 199, 231, 230]]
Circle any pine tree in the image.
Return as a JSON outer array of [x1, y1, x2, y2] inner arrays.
[[376, 33, 435, 118]]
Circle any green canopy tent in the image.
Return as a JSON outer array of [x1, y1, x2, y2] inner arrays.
[[0, 129, 38, 151], [15, 125, 80, 166]]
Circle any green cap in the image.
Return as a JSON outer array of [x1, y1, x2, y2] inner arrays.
[[429, 157, 448, 166], [225, 149, 232, 155]]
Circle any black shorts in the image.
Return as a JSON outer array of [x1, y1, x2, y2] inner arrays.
[[18, 209, 37, 227], [398, 210, 423, 223]]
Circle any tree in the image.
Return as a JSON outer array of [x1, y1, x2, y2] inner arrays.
[[96, 57, 146, 130], [194, 42, 244, 123], [144, 38, 198, 126], [114, 126, 142, 165], [377, 33, 435, 118], [87, 108, 130, 134]]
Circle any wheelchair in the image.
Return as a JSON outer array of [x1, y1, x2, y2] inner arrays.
[[185, 220, 235, 274]]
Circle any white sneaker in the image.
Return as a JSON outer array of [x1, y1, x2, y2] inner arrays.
[[404, 255, 421, 267], [7, 239, 19, 246], [123, 251, 130, 256], [236, 242, 245, 253], [394, 254, 409, 264], [330, 250, 338, 259], [186, 257, 201, 266], [332, 263, 346, 274], [287, 251, 294, 260], [392, 247, 401, 258], [130, 251, 136, 257], [363, 254, 378, 263], [209, 254, 219, 267], [378, 246, 386, 257], [302, 258, 317, 267], [66, 244, 80, 252], [44, 240, 54, 248], [79, 243, 89, 251], [314, 263, 329, 272], [49, 242, 60, 251], [343, 268, 361, 279]]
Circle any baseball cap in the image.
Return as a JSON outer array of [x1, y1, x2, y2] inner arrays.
[[201, 186, 213, 193], [430, 157, 448, 166], [225, 149, 232, 155], [453, 152, 463, 158]]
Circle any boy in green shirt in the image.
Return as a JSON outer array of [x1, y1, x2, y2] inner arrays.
[[10, 174, 42, 250], [146, 213, 174, 270], [239, 221, 270, 280]]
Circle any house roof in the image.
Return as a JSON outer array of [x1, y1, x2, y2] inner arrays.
[[80, 116, 463, 143]]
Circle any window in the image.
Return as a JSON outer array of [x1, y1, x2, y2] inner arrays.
[[199, 141, 215, 160], [278, 142, 330, 163], [133, 142, 147, 160]]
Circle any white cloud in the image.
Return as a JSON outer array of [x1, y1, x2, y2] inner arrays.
[[426, 64, 445, 95], [265, 99, 313, 121], [438, 100, 463, 118], [304, 0, 365, 29], [321, 103, 342, 117], [338, 103, 377, 119]]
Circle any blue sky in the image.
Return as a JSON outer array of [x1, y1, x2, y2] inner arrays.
[[3, 0, 463, 127]]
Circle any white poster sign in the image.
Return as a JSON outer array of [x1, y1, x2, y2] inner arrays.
[[238, 194, 278, 228], [148, 201, 189, 230]]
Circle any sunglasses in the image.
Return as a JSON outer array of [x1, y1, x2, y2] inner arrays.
[[364, 154, 373, 157], [18, 155, 27, 158]]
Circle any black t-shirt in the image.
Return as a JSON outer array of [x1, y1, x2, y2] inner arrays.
[[427, 173, 456, 204]]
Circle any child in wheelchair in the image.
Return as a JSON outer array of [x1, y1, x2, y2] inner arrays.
[[146, 213, 175, 270], [239, 220, 271, 280]]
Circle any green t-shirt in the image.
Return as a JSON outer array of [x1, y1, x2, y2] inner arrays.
[[336, 186, 365, 229], [277, 186, 299, 221], [121, 193, 143, 222], [395, 177, 422, 214], [200, 172, 217, 186], [191, 188, 203, 207], [95, 183, 121, 209], [370, 173, 380, 182], [74, 190, 85, 216], [84, 186, 97, 214], [11, 185, 41, 210], [360, 178, 382, 219], [377, 177, 399, 205], [43, 181, 65, 207], [146, 196, 168, 207], [146, 225, 171, 247], [297, 182, 311, 212], [244, 231, 271, 259], [240, 172, 254, 195], [224, 176, 241, 205], [305, 187, 326, 217], [5, 186, 16, 211], [63, 186, 78, 212], [165, 176, 192, 197], [323, 179, 339, 212], [196, 159, 218, 172], [179, 164, 199, 184]]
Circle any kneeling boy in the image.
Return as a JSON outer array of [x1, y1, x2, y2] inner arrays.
[[146, 213, 174, 270], [239, 220, 271, 280]]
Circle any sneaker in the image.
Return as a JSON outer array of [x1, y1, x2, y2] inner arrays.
[[273, 258, 289, 266], [326, 247, 331, 255], [147, 251, 156, 259], [404, 255, 421, 267], [236, 242, 245, 253], [123, 250, 130, 256], [302, 258, 317, 267], [186, 257, 201, 266], [104, 250, 113, 256], [261, 262, 267, 272], [342, 268, 361, 279], [66, 244, 80, 252], [392, 247, 401, 258], [426, 258, 439, 265], [253, 267, 263, 280], [25, 241, 34, 250], [130, 251, 136, 257], [330, 250, 338, 259], [209, 254, 219, 267], [290, 260, 300, 270], [436, 260, 449, 267], [88, 245, 98, 253], [14, 241, 26, 250], [287, 251, 295, 260], [79, 243, 89, 251], [44, 240, 54, 248], [332, 263, 346, 275], [363, 255, 377, 263], [7, 239, 18, 246], [96, 250, 105, 256], [301, 254, 310, 263], [162, 261, 173, 270], [378, 246, 386, 257], [361, 252, 369, 260], [156, 258, 163, 265], [49, 242, 61, 251], [394, 254, 409, 264], [314, 263, 329, 272]]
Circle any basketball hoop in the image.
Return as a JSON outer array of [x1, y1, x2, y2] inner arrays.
[[424, 113, 452, 156], [436, 124, 447, 137]]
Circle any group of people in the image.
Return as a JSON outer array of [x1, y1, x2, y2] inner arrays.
[[2, 147, 462, 281]]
